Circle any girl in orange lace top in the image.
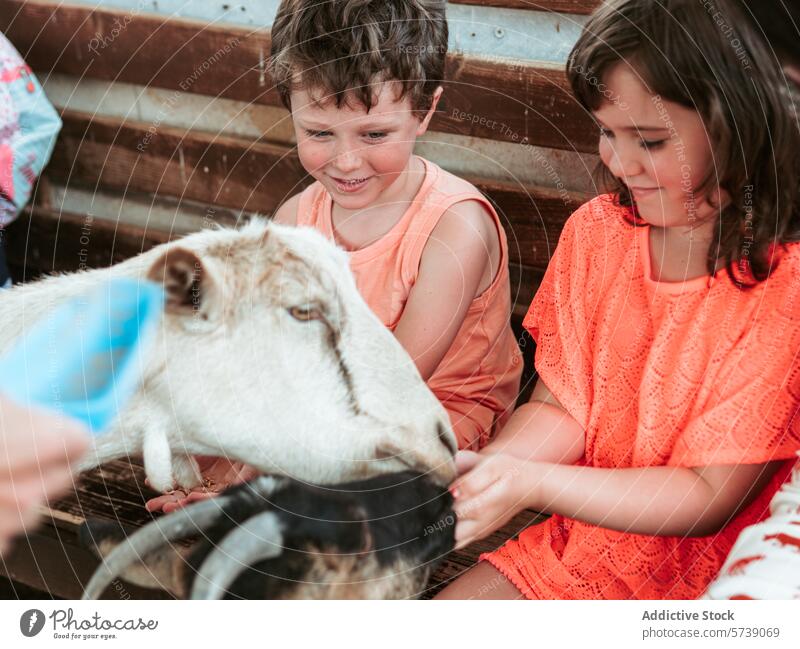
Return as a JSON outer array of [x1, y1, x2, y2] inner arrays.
[[437, 0, 800, 600]]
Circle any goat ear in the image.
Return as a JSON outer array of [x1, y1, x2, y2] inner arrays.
[[260, 221, 291, 257], [146, 247, 220, 322], [79, 519, 189, 598]]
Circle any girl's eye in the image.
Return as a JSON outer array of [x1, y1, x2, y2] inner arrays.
[[599, 128, 614, 139], [640, 139, 667, 150], [365, 132, 387, 141]]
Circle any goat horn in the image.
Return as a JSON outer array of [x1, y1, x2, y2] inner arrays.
[[82, 495, 233, 600], [190, 510, 284, 600]]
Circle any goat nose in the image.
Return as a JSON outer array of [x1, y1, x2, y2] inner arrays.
[[431, 458, 457, 486], [398, 451, 456, 487], [427, 418, 458, 485], [375, 441, 456, 486], [437, 420, 457, 457]]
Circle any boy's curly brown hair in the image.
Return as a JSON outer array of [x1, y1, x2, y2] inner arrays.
[[269, 0, 448, 114]]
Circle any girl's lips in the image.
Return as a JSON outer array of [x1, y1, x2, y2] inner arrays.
[[330, 175, 371, 194], [630, 186, 662, 198]]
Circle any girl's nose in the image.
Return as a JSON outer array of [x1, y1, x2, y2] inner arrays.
[[607, 148, 644, 182]]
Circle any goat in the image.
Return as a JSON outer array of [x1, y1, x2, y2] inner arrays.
[[0, 221, 457, 491], [80, 471, 455, 599]]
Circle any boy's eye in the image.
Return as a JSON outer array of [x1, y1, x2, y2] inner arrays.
[[365, 132, 387, 141], [305, 129, 332, 138], [640, 139, 667, 150]]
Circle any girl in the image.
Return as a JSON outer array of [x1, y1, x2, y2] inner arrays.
[[1, 32, 62, 286], [438, 0, 800, 600]]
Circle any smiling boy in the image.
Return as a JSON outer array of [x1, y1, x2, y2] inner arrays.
[[270, 0, 522, 450]]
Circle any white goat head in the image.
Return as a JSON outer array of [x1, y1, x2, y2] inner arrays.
[[80, 471, 455, 599], [0, 221, 457, 491]]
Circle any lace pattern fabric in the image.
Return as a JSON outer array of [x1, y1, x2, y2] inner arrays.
[[482, 195, 800, 599]]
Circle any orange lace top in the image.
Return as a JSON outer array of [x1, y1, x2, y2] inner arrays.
[[482, 194, 800, 599]]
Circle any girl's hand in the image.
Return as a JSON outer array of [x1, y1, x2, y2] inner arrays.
[[451, 450, 539, 550], [145, 457, 260, 514]]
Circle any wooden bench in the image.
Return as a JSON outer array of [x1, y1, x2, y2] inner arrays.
[[0, 0, 599, 598]]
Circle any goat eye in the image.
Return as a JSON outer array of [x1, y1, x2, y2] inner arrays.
[[288, 305, 322, 322]]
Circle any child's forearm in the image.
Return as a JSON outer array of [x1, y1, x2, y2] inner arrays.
[[520, 462, 727, 537], [483, 401, 585, 465]]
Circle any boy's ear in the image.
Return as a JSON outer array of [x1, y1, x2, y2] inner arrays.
[[416, 86, 444, 136]]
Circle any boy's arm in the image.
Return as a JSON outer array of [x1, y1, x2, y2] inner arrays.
[[393, 200, 495, 381], [483, 378, 585, 465], [271, 193, 301, 226]]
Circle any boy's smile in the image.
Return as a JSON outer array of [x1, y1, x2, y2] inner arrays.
[[290, 82, 441, 217]]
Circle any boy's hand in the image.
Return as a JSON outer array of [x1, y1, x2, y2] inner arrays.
[[451, 450, 538, 550], [145, 457, 260, 514], [0, 396, 89, 556]]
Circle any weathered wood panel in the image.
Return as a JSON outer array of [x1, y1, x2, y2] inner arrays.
[[482, 179, 581, 269], [4, 207, 175, 279], [5, 206, 550, 317], [0, 0, 597, 153], [42, 110, 583, 271], [48, 111, 311, 216]]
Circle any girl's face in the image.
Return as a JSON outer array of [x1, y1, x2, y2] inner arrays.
[[290, 82, 440, 211], [593, 63, 719, 229]]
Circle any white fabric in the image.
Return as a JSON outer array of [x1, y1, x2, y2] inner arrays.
[[704, 452, 800, 600]]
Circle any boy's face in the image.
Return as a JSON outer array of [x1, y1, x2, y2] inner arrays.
[[290, 82, 440, 211]]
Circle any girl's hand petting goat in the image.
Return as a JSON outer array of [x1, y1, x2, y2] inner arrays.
[[451, 450, 535, 550]]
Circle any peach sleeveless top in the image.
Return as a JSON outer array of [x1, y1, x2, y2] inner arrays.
[[482, 195, 800, 599], [296, 158, 522, 449]]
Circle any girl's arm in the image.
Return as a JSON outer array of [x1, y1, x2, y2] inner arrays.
[[482, 378, 585, 465], [393, 201, 496, 381], [453, 453, 783, 549]]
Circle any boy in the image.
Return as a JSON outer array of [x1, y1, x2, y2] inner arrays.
[[270, 0, 522, 449], [147, 0, 522, 512]]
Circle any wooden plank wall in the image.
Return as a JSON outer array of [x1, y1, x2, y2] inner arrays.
[[0, 0, 600, 313]]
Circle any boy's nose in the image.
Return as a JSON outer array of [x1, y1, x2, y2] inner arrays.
[[332, 148, 361, 173]]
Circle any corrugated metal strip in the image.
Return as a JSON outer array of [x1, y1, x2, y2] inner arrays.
[[31, 0, 586, 63]]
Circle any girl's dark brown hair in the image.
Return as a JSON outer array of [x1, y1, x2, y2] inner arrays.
[[567, 0, 800, 286], [740, 0, 800, 69], [269, 0, 448, 114]]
